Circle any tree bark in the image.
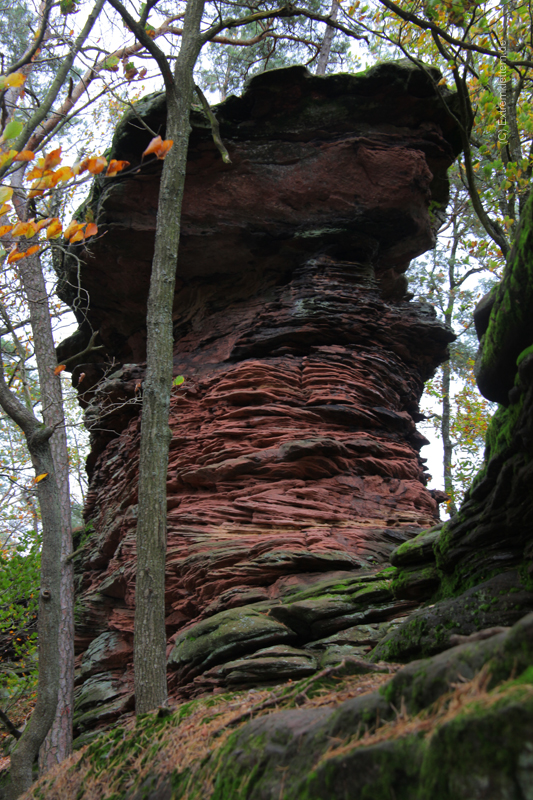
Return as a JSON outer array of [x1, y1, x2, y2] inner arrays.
[[17, 252, 74, 771], [0, 371, 62, 798], [316, 0, 339, 74], [441, 358, 457, 516], [133, 0, 206, 714]]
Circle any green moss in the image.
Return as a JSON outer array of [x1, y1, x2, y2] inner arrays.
[[391, 565, 439, 599], [516, 342, 533, 366], [484, 392, 524, 463], [419, 690, 533, 799], [502, 665, 533, 688]]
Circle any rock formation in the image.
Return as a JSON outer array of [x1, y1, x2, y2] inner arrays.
[[11, 58, 533, 800], [55, 61, 469, 739]]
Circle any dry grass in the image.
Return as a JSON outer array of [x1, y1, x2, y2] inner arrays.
[[23, 666, 395, 800], [320, 665, 533, 765], [23, 663, 532, 800]]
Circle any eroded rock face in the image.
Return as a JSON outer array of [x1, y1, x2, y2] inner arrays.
[[62, 62, 462, 736]]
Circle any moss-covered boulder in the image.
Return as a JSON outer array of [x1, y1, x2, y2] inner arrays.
[[23, 613, 533, 800]]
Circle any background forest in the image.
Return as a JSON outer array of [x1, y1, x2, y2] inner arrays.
[[0, 0, 530, 794]]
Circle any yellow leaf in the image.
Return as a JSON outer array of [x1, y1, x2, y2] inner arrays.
[[0, 203, 11, 216], [54, 364, 66, 375], [0, 224, 13, 236], [12, 220, 37, 238], [69, 229, 84, 243], [46, 219, 62, 239], [52, 165, 73, 183], [34, 472, 49, 483], [0, 186, 13, 205], [0, 150, 16, 169], [4, 72, 26, 88]]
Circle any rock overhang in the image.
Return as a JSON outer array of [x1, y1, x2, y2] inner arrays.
[[57, 60, 462, 365]]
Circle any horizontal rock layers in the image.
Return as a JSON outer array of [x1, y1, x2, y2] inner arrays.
[[61, 62, 462, 737]]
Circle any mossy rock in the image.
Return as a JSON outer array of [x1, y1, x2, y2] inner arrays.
[[371, 571, 533, 663], [390, 525, 442, 567], [167, 607, 297, 678], [475, 191, 533, 404]]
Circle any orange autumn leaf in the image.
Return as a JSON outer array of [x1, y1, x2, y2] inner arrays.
[[106, 159, 130, 176], [26, 166, 44, 180], [7, 247, 25, 264], [52, 165, 73, 183], [85, 156, 107, 175], [84, 222, 98, 238], [42, 148, 62, 170], [156, 140, 173, 159], [13, 150, 35, 162], [142, 135, 173, 160], [54, 364, 66, 375], [46, 219, 62, 239], [12, 220, 37, 238], [63, 220, 84, 240], [69, 229, 85, 243], [0, 224, 13, 236], [25, 244, 40, 257], [72, 158, 89, 175], [142, 135, 162, 158], [34, 217, 52, 233], [33, 472, 49, 482], [28, 173, 54, 198]]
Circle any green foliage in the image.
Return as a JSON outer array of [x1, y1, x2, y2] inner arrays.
[[197, 0, 355, 101], [0, 529, 40, 741], [410, 189, 499, 509]]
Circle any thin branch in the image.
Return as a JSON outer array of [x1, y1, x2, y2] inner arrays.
[[0, 709, 22, 740], [194, 84, 231, 163], [6, 0, 53, 75], [105, 0, 175, 94], [376, 0, 533, 69]]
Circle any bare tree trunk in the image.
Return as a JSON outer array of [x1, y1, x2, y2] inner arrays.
[[133, 0, 206, 714], [0, 375, 62, 798], [441, 354, 457, 516], [316, 0, 339, 74], [17, 253, 74, 771]]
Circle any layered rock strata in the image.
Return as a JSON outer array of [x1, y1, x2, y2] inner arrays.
[[60, 62, 463, 737]]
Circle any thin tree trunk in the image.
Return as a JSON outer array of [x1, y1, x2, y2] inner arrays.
[[316, 0, 339, 74], [441, 350, 457, 516], [133, 0, 206, 714], [0, 372, 62, 798], [17, 252, 74, 771]]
